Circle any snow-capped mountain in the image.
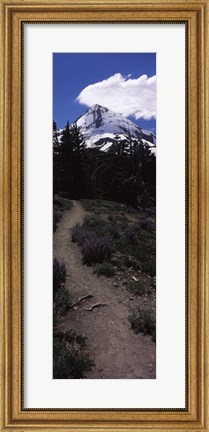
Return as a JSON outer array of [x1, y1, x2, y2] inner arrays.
[[75, 104, 156, 153], [55, 104, 156, 154]]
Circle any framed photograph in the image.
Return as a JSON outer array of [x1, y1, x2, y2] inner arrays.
[[1, 1, 209, 431]]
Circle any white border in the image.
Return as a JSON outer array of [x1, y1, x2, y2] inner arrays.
[[24, 24, 185, 409]]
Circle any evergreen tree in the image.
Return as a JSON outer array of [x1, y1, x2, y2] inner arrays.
[[53, 121, 60, 197], [55, 122, 88, 198], [53, 119, 156, 208], [87, 137, 156, 209]]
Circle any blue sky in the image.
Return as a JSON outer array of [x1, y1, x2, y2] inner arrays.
[[53, 53, 156, 131]]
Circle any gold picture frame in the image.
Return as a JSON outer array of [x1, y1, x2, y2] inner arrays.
[[0, 0, 209, 430]]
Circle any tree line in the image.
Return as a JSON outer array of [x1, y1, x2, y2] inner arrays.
[[53, 121, 156, 209]]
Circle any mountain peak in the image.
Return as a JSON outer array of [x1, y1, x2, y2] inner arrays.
[[86, 104, 109, 113], [75, 104, 156, 151], [89, 103, 105, 109]]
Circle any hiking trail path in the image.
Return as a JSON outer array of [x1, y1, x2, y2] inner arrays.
[[53, 200, 155, 379]]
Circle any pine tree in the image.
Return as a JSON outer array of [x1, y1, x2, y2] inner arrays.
[[70, 123, 87, 198], [53, 119, 156, 208], [53, 121, 61, 198], [55, 122, 87, 198]]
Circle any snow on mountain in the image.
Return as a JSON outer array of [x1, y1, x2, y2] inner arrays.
[[55, 104, 156, 154], [76, 104, 156, 151]]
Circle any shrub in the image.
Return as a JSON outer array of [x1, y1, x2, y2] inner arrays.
[[53, 211, 62, 233], [72, 225, 99, 246], [81, 236, 112, 266], [142, 260, 156, 277], [126, 279, 152, 296], [81, 199, 97, 212], [129, 308, 156, 342], [94, 262, 116, 278], [106, 224, 120, 239], [117, 214, 128, 223], [108, 214, 114, 221], [54, 284, 71, 317], [53, 258, 70, 324], [54, 196, 73, 211], [61, 198, 73, 210], [72, 217, 109, 241], [63, 330, 87, 347], [125, 224, 141, 244], [83, 215, 104, 229], [131, 240, 155, 264], [53, 331, 94, 379], [110, 256, 124, 271], [139, 218, 154, 231], [123, 256, 141, 270], [53, 258, 67, 295], [53, 197, 64, 209], [126, 206, 140, 215], [115, 236, 132, 256]]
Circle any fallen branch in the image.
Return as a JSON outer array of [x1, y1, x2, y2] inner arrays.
[[83, 303, 108, 311], [70, 294, 93, 309], [132, 276, 139, 282]]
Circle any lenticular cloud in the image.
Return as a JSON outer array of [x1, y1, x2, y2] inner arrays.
[[76, 73, 156, 120]]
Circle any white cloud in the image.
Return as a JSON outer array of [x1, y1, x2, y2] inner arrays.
[[76, 73, 156, 120]]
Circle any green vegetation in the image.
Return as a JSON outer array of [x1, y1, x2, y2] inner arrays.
[[72, 202, 155, 279], [53, 122, 87, 200], [93, 262, 116, 278], [53, 211, 63, 233], [53, 258, 94, 378], [54, 196, 73, 211], [53, 258, 71, 324], [142, 260, 156, 277], [53, 330, 94, 379], [53, 122, 156, 209], [126, 279, 153, 296], [129, 308, 156, 342]]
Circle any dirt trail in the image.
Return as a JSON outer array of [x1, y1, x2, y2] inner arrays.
[[53, 200, 155, 379]]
